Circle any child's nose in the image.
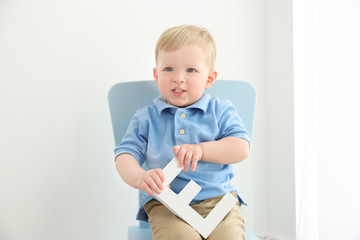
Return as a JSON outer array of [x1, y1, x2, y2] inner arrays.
[[173, 72, 185, 83]]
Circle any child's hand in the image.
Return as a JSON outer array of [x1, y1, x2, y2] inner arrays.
[[173, 144, 203, 172], [136, 169, 165, 196]]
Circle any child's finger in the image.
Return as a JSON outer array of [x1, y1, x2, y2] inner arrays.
[[145, 186, 153, 196], [172, 145, 180, 155], [140, 181, 154, 196], [172, 145, 183, 166], [191, 152, 201, 171], [153, 168, 165, 183], [145, 177, 162, 195], [176, 146, 187, 167], [149, 169, 164, 190], [183, 152, 192, 172], [191, 159, 198, 171]]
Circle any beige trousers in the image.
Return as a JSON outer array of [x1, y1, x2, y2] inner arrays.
[[143, 192, 245, 240]]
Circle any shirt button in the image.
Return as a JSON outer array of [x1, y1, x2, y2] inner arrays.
[[179, 129, 185, 135], [180, 113, 186, 119]]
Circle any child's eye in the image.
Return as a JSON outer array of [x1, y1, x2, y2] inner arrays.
[[187, 68, 196, 73], [164, 67, 173, 72]]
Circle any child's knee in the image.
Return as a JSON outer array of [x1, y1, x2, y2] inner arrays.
[[208, 204, 246, 239]]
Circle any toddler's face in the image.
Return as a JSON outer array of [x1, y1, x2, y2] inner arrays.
[[154, 45, 217, 107]]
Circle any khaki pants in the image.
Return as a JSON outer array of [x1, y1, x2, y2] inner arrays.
[[143, 192, 245, 240]]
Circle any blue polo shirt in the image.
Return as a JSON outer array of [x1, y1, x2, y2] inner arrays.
[[114, 93, 250, 221]]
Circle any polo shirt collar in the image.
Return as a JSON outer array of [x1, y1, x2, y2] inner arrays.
[[154, 93, 211, 114]]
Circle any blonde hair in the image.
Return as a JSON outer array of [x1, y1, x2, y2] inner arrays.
[[155, 25, 217, 70]]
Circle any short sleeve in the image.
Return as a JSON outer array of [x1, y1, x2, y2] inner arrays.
[[114, 111, 148, 166], [217, 100, 251, 145]]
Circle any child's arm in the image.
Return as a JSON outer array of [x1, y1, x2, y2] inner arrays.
[[173, 136, 249, 172], [115, 153, 165, 196]]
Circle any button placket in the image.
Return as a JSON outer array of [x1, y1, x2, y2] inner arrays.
[[179, 111, 186, 135], [175, 110, 189, 144]]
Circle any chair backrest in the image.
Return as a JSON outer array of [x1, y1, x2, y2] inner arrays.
[[108, 80, 256, 227], [108, 80, 256, 146]]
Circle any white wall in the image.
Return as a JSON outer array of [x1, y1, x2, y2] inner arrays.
[[0, 0, 270, 239], [265, 0, 296, 239]]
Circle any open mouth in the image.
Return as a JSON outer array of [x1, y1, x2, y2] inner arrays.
[[173, 88, 184, 93], [172, 88, 185, 96]]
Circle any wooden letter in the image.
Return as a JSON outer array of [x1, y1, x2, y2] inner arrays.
[[154, 158, 238, 238]]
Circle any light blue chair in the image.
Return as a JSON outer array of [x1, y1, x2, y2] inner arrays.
[[108, 80, 258, 240]]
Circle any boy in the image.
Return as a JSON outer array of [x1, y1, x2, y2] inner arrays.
[[115, 25, 250, 239]]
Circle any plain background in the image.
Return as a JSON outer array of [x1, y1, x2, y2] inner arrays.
[[0, 0, 295, 239]]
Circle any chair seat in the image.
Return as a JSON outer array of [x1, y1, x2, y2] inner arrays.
[[128, 226, 151, 240], [128, 225, 259, 240]]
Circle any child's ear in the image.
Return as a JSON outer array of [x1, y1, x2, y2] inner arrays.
[[153, 67, 159, 84], [205, 70, 218, 89]]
